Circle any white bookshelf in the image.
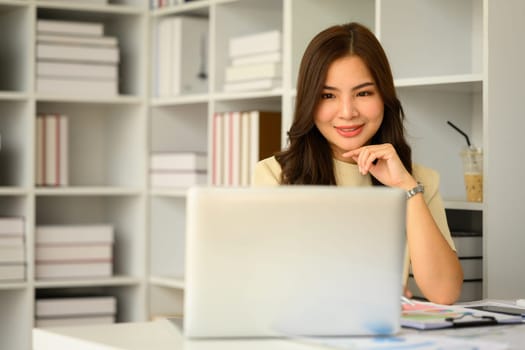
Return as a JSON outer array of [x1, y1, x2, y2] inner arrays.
[[0, 0, 149, 349], [1, 0, 525, 347]]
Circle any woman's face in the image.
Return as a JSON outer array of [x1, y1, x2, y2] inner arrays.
[[314, 55, 384, 163]]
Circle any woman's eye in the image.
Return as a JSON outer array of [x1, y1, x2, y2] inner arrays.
[[321, 93, 335, 99], [357, 91, 372, 97]]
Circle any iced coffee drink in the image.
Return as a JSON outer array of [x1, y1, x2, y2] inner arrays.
[[461, 148, 483, 203], [464, 173, 483, 202]]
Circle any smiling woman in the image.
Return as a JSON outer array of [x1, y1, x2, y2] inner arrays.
[[251, 22, 464, 305]]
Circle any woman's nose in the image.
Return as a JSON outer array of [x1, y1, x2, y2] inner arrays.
[[339, 97, 357, 119]]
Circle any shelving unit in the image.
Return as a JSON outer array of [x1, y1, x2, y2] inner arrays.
[[0, 0, 148, 348], [2, 0, 525, 347]]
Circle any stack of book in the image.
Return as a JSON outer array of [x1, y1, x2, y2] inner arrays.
[[35, 296, 117, 328], [36, 19, 119, 97], [150, 152, 207, 188], [212, 110, 281, 186], [48, 0, 108, 4], [35, 113, 69, 187], [0, 217, 25, 282], [35, 225, 114, 280], [150, 0, 178, 10], [154, 16, 209, 97], [224, 29, 282, 92]]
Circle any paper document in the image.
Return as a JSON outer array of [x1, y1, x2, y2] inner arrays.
[[401, 300, 523, 330]]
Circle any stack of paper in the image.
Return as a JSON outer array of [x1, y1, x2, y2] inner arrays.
[[35, 296, 116, 328], [0, 217, 25, 282], [224, 30, 282, 92], [36, 19, 119, 97], [35, 225, 114, 279], [150, 152, 207, 188]]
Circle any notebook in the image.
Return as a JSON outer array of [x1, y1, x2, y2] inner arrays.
[[184, 186, 406, 338]]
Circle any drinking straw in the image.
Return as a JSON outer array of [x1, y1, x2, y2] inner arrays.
[[446, 121, 471, 147]]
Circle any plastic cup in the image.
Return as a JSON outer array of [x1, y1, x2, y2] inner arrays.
[[460, 148, 483, 202]]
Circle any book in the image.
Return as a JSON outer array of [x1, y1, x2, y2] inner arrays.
[[0, 264, 25, 281], [156, 16, 208, 97], [0, 236, 24, 247], [36, 296, 117, 317], [225, 62, 281, 82], [211, 110, 281, 186], [35, 261, 112, 279], [248, 110, 282, 179], [211, 112, 224, 185], [219, 111, 242, 186], [35, 315, 115, 328], [229, 30, 281, 58], [223, 78, 281, 92], [0, 217, 24, 235], [36, 43, 119, 63], [37, 78, 118, 96], [230, 111, 242, 186], [0, 245, 25, 263], [35, 116, 44, 185], [150, 152, 207, 171], [36, 34, 116, 47], [156, 17, 172, 97], [222, 111, 232, 185], [35, 225, 114, 244], [231, 51, 282, 66], [35, 114, 68, 186], [401, 300, 522, 330], [37, 19, 104, 36], [240, 111, 251, 186], [35, 244, 112, 263], [37, 61, 118, 80], [36, 0, 109, 5], [150, 171, 207, 188]]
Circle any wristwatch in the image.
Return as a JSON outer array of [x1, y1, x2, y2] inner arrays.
[[406, 183, 424, 199]]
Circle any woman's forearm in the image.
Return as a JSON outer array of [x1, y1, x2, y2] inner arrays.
[[406, 193, 463, 304]]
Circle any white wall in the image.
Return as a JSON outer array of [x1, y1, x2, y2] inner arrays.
[[485, 0, 525, 299]]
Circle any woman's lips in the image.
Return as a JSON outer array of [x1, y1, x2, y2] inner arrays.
[[334, 124, 363, 137]]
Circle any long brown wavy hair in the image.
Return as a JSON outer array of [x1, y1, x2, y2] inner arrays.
[[276, 22, 412, 185]]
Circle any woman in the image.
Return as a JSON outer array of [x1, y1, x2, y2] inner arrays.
[[252, 22, 463, 304]]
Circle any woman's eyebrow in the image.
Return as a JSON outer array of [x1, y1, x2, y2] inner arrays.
[[351, 82, 375, 91], [322, 82, 375, 91]]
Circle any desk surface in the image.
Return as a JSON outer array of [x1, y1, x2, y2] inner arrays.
[[33, 318, 525, 350]]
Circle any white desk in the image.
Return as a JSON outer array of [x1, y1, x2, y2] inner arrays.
[[33, 318, 525, 350]]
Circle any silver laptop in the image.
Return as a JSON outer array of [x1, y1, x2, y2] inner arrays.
[[184, 186, 406, 338]]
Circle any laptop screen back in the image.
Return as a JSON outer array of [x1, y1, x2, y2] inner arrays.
[[184, 186, 406, 338]]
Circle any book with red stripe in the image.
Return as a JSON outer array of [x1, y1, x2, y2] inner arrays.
[[36, 114, 68, 186]]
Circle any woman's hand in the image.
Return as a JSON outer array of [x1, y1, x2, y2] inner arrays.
[[342, 143, 417, 190]]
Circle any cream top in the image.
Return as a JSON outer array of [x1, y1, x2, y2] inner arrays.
[[252, 156, 455, 285]]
